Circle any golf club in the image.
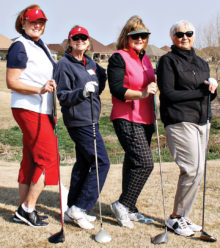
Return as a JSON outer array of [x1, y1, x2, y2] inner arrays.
[[151, 96, 168, 245], [48, 90, 65, 244], [90, 92, 111, 243], [199, 94, 217, 242]]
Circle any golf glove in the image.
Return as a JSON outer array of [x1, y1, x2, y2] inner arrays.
[[83, 81, 98, 97], [208, 78, 218, 87]]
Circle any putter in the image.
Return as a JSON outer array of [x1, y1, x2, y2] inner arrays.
[[90, 92, 111, 243], [151, 96, 168, 244], [48, 90, 65, 244], [200, 94, 217, 242]]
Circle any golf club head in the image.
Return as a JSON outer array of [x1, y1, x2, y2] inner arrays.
[[48, 228, 65, 244], [200, 230, 217, 242], [151, 232, 168, 244], [95, 228, 111, 243]]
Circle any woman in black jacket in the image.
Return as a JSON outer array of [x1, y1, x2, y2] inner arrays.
[[157, 20, 218, 237]]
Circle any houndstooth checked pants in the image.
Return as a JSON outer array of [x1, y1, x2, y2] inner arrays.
[[113, 119, 154, 213]]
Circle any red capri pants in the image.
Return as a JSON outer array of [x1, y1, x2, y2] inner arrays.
[[12, 108, 58, 185]]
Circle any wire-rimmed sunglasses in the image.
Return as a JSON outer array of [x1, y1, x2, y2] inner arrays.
[[71, 34, 88, 41], [175, 31, 194, 38], [129, 32, 151, 40]]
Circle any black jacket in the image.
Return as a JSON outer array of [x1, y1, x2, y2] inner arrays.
[[157, 45, 217, 127], [54, 52, 106, 127]]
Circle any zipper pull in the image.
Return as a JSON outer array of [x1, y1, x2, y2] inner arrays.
[[192, 70, 195, 75]]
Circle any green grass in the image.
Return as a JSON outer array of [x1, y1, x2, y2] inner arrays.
[[0, 117, 220, 165]]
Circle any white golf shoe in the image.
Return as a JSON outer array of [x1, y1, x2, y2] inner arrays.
[[110, 201, 134, 229], [182, 217, 202, 232], [65, 205, 94, 229], [166, 216, 194, 236], [128, 211, 154, 224]]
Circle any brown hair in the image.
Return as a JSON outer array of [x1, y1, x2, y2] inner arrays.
[[66, 25, 91, 54], [116, 15, 150, 50], [15, 4, 47, 34]]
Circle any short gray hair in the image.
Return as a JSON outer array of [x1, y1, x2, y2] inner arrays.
[[170, 20, 195, 38]]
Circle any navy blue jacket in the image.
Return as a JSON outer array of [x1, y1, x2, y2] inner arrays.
[[54, 52, 106, 127]]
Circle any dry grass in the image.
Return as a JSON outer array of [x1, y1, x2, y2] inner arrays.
[[0, 160, 220, 248], [0, 59, 220, 247]]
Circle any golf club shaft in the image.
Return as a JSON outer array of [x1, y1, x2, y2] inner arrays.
[[90, 92, 103, 227], [154, 96, 167, 230], [53, 90, 64, 229], [202, 94, 211, 231]]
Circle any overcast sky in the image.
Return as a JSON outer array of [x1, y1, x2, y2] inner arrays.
[[1, 0, 220, 48]]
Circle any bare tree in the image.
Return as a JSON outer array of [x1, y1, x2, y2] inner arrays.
[[195, 13, 220, 81], [195, 13, 220, 48]]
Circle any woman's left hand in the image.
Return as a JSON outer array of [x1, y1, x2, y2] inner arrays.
[[40, 80, 57, 94], [204, 78, 218, 94]]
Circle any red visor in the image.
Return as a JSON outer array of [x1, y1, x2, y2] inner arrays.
[[68, 26, 89, 39], [24, 9, 47, 22]]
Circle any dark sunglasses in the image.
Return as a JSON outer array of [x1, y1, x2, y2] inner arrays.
[[71, 34, 88, 41], [175, 31, 194, 38], [130, 33, 151, 40]]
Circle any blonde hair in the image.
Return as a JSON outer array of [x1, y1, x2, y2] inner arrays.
[[15, 4, 47, 34], [116, 15, 150, 50]]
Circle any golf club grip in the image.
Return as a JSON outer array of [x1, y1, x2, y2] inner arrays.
[[90, 92, 95, 123], [53, 90, 57, 117]]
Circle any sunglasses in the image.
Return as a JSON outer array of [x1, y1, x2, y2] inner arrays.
[[130, 33, 151, 40], [71, 34, 88, 41], [175, 31, 194, 38]]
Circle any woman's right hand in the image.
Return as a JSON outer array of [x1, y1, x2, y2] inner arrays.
[[40, 80, 56, 94], [142, 82, 158, 98]]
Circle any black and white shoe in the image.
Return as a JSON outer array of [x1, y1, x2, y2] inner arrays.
[[15, 205, 48, 227], [13, 210, 48, 223], [182, 217, 202, 232], [166, 216, 194, 236]]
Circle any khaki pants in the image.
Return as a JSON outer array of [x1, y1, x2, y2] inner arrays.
[[166, 122, 210, 217]]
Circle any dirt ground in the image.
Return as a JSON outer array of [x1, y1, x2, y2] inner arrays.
[[0, 61, 220, 248], [0, 160, 219, 248]]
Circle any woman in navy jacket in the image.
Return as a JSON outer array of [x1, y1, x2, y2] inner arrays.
[[54, 26, 110, 230]]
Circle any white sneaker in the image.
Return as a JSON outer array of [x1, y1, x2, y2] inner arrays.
[[82, 210, 96, 222], [166, 216, 194, 236], [110, 201, 134, 229], [65, 209, 96, 222], [65, 205, 94, 229], [183, 217, 202, 232], [128, 212, 154, 224]]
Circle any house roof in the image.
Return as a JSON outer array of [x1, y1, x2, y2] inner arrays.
[[146, 45, 167, 57], [47, 44, 65, 54], [160, 45, 171, 52], [89, 37, 114, 53], [60, 37, 114, 54], [105, 42, 117, 52], [0, 34, 12, 49]]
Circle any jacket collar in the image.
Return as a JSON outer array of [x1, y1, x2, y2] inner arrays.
[[171, 45, 196, 62], [64, 52, 91, 66]]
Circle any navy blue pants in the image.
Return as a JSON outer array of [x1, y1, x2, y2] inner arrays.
[[67, 124, 110, 211]]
